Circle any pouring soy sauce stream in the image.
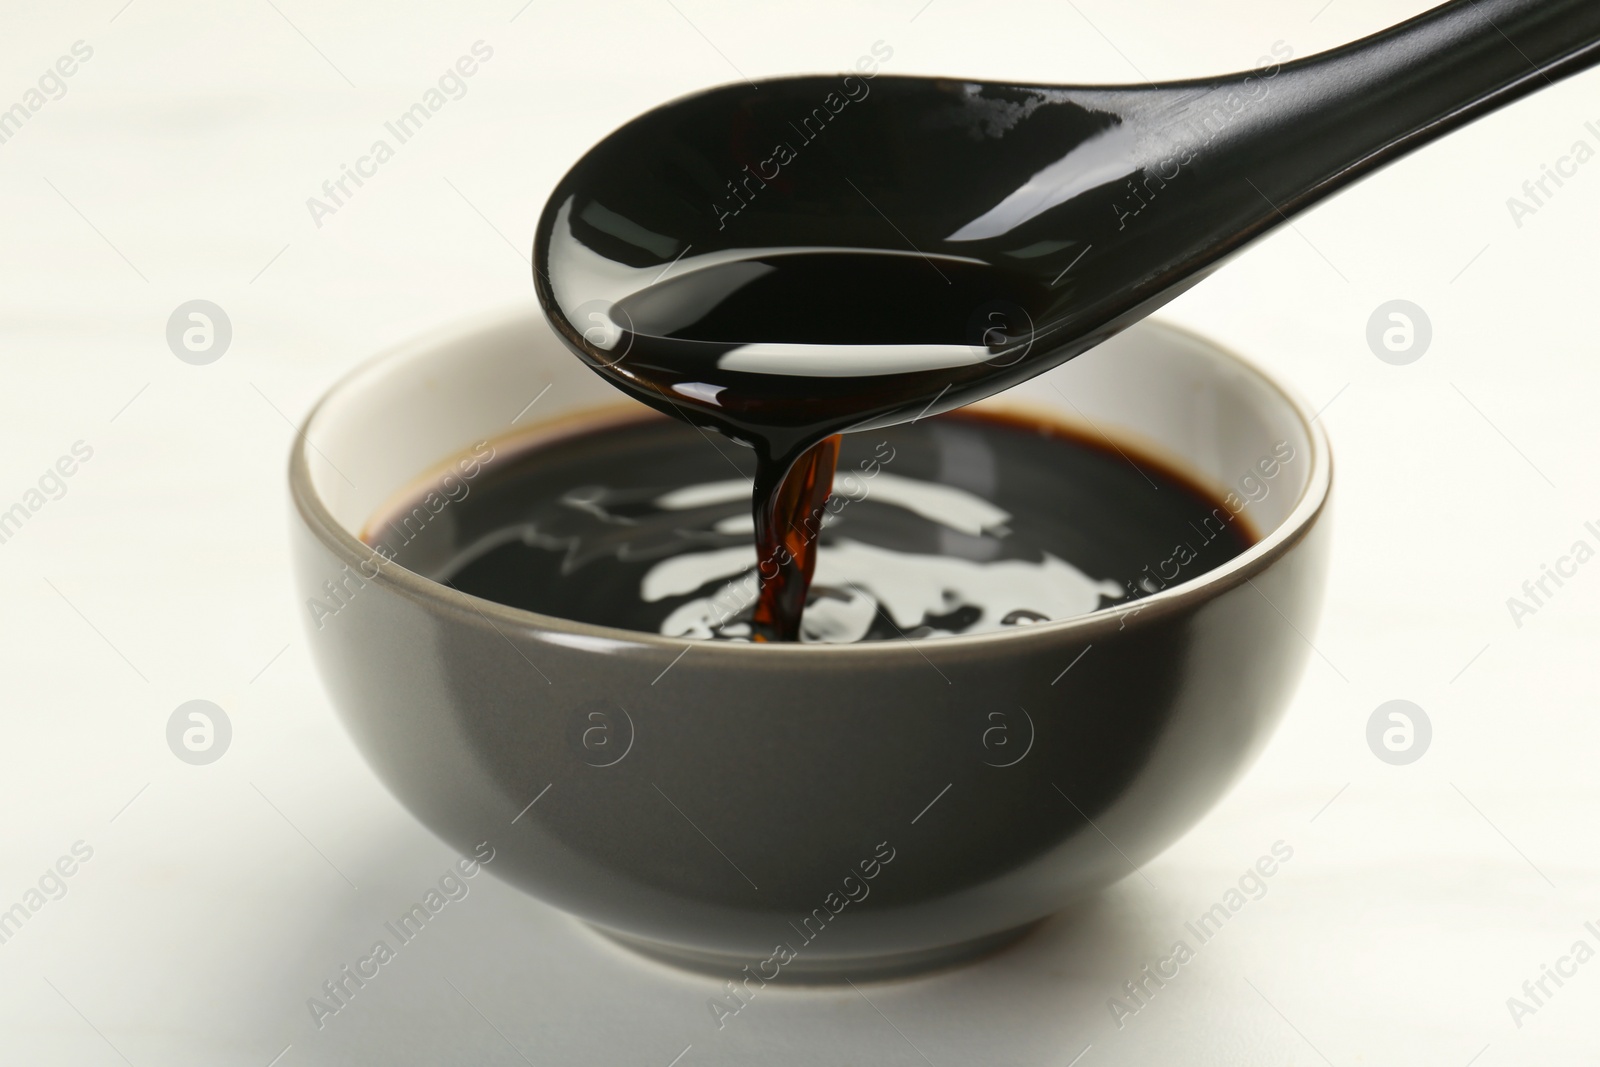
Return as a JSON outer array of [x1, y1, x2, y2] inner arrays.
[[534, 0, 1600, 642]]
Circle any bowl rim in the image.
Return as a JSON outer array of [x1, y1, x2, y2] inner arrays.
[[289, 304, 1331, 658]]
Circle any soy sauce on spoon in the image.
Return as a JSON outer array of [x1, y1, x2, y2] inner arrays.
[[535, 0, 1600, 641]]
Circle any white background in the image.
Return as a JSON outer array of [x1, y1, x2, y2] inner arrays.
[[1, 1, 1597, 1063]]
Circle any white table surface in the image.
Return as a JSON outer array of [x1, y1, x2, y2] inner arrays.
[[2, 1, 1597, 1063]]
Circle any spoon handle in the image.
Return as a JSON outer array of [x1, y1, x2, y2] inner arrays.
[[1240, 0, 1600, 210]]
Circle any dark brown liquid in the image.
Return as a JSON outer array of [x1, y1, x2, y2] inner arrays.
[[532, 79, 1152, 641], [540, 248, 1051, 640], [365, 409, 1256, 644], [751, 433, 839, 641]]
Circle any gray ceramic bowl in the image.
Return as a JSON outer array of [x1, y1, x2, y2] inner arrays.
[[289, 305, 1330, 979]]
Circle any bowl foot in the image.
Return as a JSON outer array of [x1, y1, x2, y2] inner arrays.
[[584, 919, 1044, 984]]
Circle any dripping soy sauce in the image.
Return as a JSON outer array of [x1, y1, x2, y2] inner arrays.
[[542, 243, 1051, 640], [531, 75, 1171, 641]]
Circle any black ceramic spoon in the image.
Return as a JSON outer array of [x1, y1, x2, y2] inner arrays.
[[533, 0, 1600, 638]]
